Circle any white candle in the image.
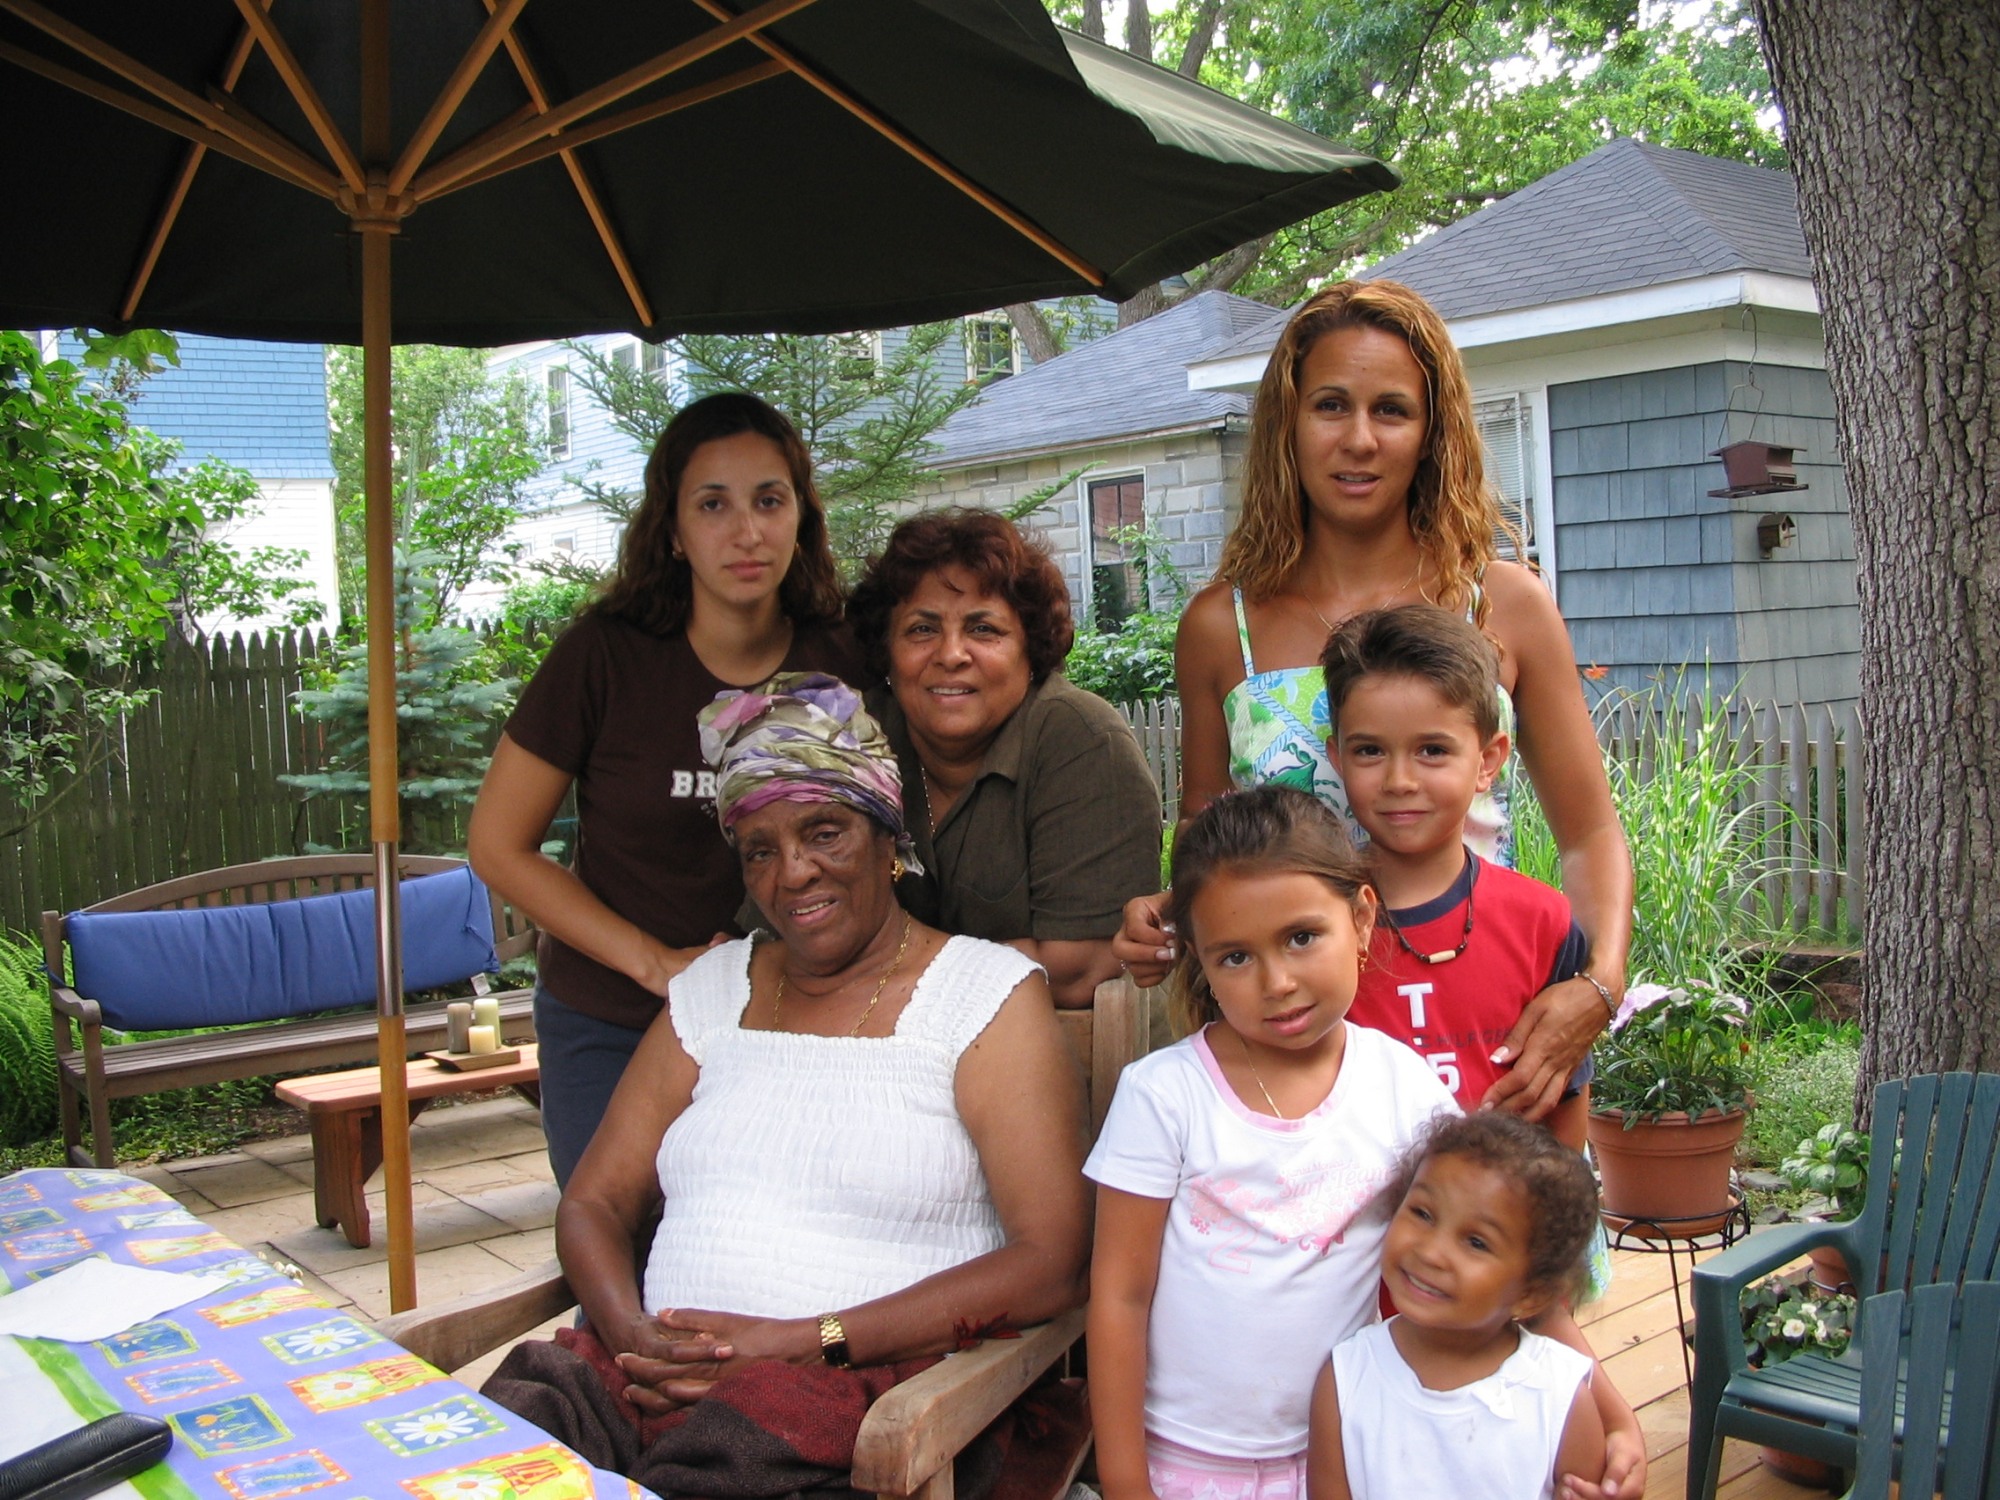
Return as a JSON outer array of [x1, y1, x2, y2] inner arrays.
[[472, 997, 501, 1032], [467, 1024, 497, 1054]]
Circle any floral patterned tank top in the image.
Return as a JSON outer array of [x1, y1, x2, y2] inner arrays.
[[1221, 588, 1515, 866]]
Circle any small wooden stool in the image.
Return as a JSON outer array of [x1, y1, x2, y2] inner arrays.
[[276, 1047, 542, 1248]]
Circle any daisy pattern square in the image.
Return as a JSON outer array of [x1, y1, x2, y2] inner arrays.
[[367, 1395, 503, 1458], [263, 1317, 383, 1366], [169, 1395, 291, 1458], [117, 1208, 201, 1231], [202, 1254, 288, 1291], [215, 1450, 351, 1500]]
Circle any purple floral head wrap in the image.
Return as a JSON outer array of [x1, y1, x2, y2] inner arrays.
[[697, 672, 923, 874]]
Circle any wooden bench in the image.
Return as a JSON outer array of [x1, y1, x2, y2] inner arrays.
[[45, 854, 538, 1169], [276, 1045, 544, 1248]]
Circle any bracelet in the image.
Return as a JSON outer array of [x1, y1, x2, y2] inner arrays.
[[817, 1312, 852, 1368], [1578, 970, 1618, 1018]]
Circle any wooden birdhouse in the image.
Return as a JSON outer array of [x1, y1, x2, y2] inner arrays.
[[1708, 440, 1809, 499]]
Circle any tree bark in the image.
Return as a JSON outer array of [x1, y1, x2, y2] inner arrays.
[[1748, 0, 1999, 1098], [1004, 303, 1063, 365]]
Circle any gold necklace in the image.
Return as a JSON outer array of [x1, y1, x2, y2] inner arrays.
[[772, 913, 916, 1037], [1303, 559, 1426, 635], [1237, 1029, 1287, 1120]]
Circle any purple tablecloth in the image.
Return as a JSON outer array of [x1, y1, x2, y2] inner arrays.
[[0, 1167, 655, 1500]]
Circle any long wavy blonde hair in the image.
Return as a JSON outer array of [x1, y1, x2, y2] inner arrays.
[[1218, 279, 1515, 624]]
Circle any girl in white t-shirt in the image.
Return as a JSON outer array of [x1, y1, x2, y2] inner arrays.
[[1309, 1111, 1607, 1499], [1085, 786, 1457, 1500]]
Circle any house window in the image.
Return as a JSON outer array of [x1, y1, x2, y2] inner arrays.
[[551, 533, 576, 556], [834, 330, 881, 382], [1088, 476, 1147, 629], [1474, 393, 1537, 564], [640, 340, 667, 378], [611, 343, 637, 373], [546, 366, 571, 459], [964, 313, 1019, 383]]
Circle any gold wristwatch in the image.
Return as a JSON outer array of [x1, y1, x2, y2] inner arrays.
[[817, 1312, 852, 1368]]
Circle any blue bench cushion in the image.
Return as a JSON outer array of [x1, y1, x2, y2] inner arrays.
[[66, 866, 501, 1032]]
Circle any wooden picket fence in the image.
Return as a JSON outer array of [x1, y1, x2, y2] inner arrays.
[[1119, 691, 1866, 940], [0, 630, 387, 939]]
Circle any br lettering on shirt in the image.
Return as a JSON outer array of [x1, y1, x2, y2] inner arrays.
[[669, 770, 719, 799]]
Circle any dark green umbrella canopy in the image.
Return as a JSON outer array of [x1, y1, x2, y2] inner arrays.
[[0, 0, 1395, 342]]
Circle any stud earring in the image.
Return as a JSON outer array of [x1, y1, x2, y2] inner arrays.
[[891, 857, 907, 881]]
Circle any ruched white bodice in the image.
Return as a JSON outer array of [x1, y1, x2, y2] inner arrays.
[[642, 933, 1036, 1319]]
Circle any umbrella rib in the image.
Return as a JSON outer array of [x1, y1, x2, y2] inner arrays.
[[123, 7, 270, 322], [0, 37, 328, 198], [421, 59, 787, 199], [480, 4, 655, 330], [230, 0, 366, 194], [683, 0, 1104, 285], [386, 0, 531, 198], [0, 0, 341, 197], [416, 0, 822, 195]]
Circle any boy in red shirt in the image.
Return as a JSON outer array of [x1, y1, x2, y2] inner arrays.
[[1322, 605, 1597, 1149]]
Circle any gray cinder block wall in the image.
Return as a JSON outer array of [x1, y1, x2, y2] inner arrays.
[[1550, 360, 1857, 706]]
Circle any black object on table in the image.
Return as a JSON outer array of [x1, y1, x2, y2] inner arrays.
[[1602, 1191, 1754, 1387], [0, 1414, 173, 1500]]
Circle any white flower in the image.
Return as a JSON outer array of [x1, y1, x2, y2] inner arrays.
[[1782, 1318, 1808, 1340], [391, 1408, 483, 1446]]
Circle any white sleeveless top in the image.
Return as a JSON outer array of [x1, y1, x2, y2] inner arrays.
[[1331, 1321, 1592, 1499], [642, 934, 1036, 1319]]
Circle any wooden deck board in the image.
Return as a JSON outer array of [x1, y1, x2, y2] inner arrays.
[[1602, 1246, 1831, 1500]]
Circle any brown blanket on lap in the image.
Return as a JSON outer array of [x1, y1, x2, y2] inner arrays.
[[483, 1327, 1085, 1500]]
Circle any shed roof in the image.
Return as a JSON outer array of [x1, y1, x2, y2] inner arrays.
[[927, 289, 1271, 467], [1362, 138, 1809, 321], [97, 334, 335, 480]]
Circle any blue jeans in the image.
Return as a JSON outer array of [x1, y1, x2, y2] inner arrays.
[[533, 985, 649, 1190]]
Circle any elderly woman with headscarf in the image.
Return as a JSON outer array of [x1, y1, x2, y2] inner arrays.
[[485, 674, 1090, 1494]]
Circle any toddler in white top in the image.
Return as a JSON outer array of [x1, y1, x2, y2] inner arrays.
[[1310, 1111, 1608, 1499], [1085, 787, 1456, 1500]]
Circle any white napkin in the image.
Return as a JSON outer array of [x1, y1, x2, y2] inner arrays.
[[0, 1258, 230, 1342]]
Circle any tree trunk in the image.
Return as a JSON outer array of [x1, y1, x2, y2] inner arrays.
[[1004, 303, 1062, 365], [1748, 0, 1999, 1098]]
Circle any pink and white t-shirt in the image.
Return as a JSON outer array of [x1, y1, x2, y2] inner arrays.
[[1084, 1022, 1456, 1458]]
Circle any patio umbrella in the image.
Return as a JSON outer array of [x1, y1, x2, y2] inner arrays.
[[0, 0, 1397, 1311]]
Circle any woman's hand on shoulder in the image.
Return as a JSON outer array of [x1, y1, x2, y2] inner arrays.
[[1111, 891, 1175, 989]]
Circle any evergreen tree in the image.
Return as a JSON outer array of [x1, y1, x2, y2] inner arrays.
[[280, 551, 515, 853]]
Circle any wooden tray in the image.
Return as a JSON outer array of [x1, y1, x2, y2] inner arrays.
[[426, 1046, 523, 1071]]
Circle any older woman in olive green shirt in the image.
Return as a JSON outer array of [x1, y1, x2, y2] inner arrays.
[[848, 511, 1162, 1007]]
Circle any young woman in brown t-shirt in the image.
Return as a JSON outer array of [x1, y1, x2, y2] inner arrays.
[[469, 392, 865, 1186]]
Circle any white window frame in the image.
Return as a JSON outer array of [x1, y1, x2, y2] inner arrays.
[[1472, 390, 1555, 589], [545, 365, 572, 460], [640, 339, 668, 378], [1080, 470, 1148, 625], [964, 313, 1020, 383], [610, 342, 638, 373]]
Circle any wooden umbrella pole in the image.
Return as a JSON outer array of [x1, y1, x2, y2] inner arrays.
[[358, 0, 416, 1316]]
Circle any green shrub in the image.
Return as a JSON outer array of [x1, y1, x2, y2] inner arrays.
[[1741, 1032, 1861, 1169], [0, 932, 57, 1146], [1064, 612, 1177, 705]]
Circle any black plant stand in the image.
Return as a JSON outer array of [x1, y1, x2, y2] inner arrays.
[[1601, 1192, 1754, 1387]]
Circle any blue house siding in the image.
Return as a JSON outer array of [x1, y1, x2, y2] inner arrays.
[[1551, 360, 1857, 705]]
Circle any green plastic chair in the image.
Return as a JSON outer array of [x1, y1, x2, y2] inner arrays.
[[1842, 1281, 2000, 1500], [1687, 1073, 2000, 1500]]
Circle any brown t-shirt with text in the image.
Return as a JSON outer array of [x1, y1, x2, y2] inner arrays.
[[504, 612, 868, 1030]]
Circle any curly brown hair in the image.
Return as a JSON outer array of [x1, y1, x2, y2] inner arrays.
[[1379, 1112, 1601, 1306], [1165, 785, 1375, 1040], [847, 509, 1075, 684], [1218, 279, 1519, 626], [589, 392, 843, 636]]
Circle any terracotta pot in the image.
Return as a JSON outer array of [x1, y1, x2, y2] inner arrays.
[[1807, 1244, 1855, 1296], [1757, 1444, 1842, 1489], [1586, 1107, 1746, 1238]]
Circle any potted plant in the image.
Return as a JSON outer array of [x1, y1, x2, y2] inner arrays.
[[1586, 979, 1755, 1236], [1740, 1271, 1858, 1487], [1781, 1122, 1870, 1293]]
